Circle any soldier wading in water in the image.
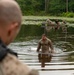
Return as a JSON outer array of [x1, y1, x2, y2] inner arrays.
[[37, 34, 54, 67]]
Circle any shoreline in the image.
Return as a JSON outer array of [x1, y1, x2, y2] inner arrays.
[[23, 16, 74, 23], [22, 16, 74, 27]]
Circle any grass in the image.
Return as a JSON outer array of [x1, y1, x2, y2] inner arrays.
[[23, 16, 74, 22], [22, 16, 74, 27]]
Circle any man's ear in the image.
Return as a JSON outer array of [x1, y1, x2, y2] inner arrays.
[[10, 22, 19, 30], [7, 22, 18, 36]]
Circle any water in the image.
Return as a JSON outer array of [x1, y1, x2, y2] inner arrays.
[[8, 39, 74, 75], [8, 22, 74, 75]]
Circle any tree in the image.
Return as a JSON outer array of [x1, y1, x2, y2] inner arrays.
[[16, 0, 74, 15], [45, 0, 49, 13], [66, 0, 68, 12], [69, 0, 74, 12]]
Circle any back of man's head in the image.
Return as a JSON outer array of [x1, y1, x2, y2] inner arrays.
[[0, 0, 22, 45], [0, 0, 22, 26]]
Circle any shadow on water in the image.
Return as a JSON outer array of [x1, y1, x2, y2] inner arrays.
[[9, 25, 74, 74]]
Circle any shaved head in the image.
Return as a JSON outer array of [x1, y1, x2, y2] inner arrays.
[[0, 0, 22, 26]]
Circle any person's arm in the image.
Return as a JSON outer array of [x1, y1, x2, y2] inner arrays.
[[48, 40, 54, 53], [36, 42, 41, 52]]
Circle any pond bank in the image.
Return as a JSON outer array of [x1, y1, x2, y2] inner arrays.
[[23, 16, 74, 22], [22, 16, 74, 27]]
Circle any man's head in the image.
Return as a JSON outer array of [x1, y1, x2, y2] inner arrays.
[[46, 19, 52, 24], [55, 19, 59, 24], [42, 34, 47, 41], [0, 0, 22, 45]]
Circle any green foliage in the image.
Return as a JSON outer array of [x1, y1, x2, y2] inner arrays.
[[61, 12, 74, 17], [17, 25, 44, 37], [49, 0, 66, 13], [16, 0, 74, 16], [69, 0, 74, 12], [16, 0, 45, 15]]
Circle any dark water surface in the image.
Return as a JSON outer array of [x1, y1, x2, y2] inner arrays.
[[8, 25, 74, 75]]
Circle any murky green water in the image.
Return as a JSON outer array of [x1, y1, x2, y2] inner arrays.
[[8, 25, 74, 75]]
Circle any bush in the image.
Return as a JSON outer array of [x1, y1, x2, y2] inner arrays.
[[61, 12, 74, 17]]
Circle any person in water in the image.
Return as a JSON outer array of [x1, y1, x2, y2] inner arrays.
[[55, 19, 60, 31], [36, 34, 54, 64], [0, 0, 39, 75], [61, 20, 67, 32], [37, 34, 54, 53]]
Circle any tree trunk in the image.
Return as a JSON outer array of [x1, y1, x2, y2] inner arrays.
[[66, 0, 68, 12], [45, 0, 49, 13]]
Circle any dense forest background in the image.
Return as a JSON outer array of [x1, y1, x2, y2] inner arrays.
[[16, 0, 74, 17]]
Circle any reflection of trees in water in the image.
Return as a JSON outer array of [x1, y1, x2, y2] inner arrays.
[[61, 43, 74, 51], [16, 25, 74, 52], [64, 52, 74, 62], [55, 41, 74, 52]]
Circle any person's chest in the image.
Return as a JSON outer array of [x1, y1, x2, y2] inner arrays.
[[40, 40, 49, 46]]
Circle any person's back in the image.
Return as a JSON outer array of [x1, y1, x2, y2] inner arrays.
[[0, 0, 39, 75]]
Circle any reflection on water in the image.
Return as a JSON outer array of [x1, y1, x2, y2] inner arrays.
[[9, 39, 74, 71], [8, 38, 74, 75], [9, 39, 74, 61]]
